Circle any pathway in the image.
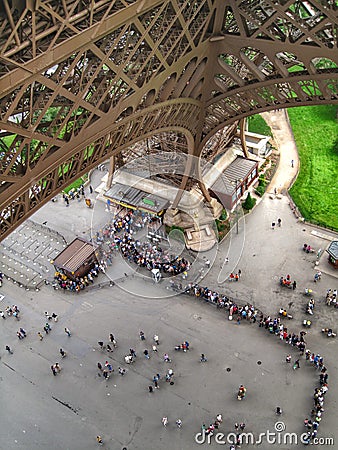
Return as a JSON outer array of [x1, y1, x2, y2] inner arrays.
[[261, 109, 299, 194]]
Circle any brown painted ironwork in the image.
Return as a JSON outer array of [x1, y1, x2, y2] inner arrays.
[[0, 0, 337, 240]]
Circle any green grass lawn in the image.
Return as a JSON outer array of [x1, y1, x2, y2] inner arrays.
[[247, 114, 272, 136], [288, 105, 338, 230]]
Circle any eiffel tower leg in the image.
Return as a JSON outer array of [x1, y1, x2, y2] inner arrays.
[[171, 152, 195, 209], [239, 118, 249, 158], [106, 156, 115, 189], [198, 179, 212, 203]]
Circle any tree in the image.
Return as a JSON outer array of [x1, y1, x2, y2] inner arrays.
[[243, 192, 256, 210]]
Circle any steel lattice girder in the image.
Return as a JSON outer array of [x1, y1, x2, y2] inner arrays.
[[0, 0, 337, 240]]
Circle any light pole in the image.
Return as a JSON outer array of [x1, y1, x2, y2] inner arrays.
[[234, 178, 242, 234]]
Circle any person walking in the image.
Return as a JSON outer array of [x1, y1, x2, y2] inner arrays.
[[51, 365, 57, 376], [277, 218, 282, 227], [176, 419, 182, 428], [17, 331, 24, 340], [51, 313, 58, 322], [153, 334, 159, 345], [109, 333, 117, 347], [293, 359, 300, 370], [105, 361, 113, 372], [5, 345, 13, 354], [19, 328, 26, 338], [64, 327, 71, 337], [96, 435, 103, 445], [144, 349, 150, 359], [139, 331, 145, 341], [37, 332, 44, 341], [98, 341, 104, 350], [200, 353, 207, 362], [148, 385, 154, 393], [59, 348, 66, 358], [162, 417, 168, 427]]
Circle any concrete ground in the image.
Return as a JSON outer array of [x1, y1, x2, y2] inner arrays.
[[0, 112, 337, 450]]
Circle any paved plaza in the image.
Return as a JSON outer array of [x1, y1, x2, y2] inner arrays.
[[1, 114, 338, 450]]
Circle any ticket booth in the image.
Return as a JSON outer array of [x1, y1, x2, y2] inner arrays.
[[52, 238, 98, 280]]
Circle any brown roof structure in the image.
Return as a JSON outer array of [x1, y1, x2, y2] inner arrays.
[[211, 157, 258, 196], [53, 238, 97, 273], [327, 241, 338, 260]]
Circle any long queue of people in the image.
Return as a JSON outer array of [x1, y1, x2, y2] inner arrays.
[[174, 281, 329, 445], [181, 283, 258, 322], [112, 233, 190, 276], [258, 317, 329, 445]]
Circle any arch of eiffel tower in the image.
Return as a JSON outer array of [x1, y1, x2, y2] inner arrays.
[[0, 0, 337, 241]]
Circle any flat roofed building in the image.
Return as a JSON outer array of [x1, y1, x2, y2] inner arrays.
[[104, 183, 169, 216]]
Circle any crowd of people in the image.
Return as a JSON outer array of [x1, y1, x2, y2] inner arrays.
[[279, 274, 296, 289], [113, 233, 190, 277], [53, 263, 105, 292], [0, 304, 20, 320], [325, 288, 337, 307], [62, 184, 86, 207], [49, 208, 165, 293], [94, 209, 160, 246], [95, 212, 134, 244]]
